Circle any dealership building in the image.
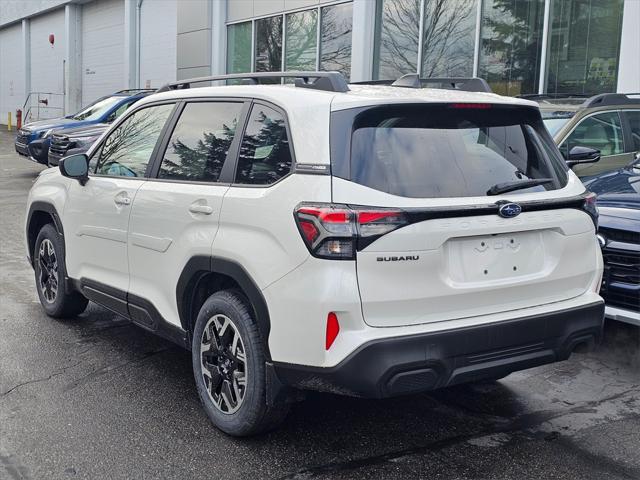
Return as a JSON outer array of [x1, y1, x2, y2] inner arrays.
[[0, 0, 639, 125]]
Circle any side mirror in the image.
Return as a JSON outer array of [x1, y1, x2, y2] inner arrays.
[[60, 154, 89, 185], [566, 146, 601, 168]]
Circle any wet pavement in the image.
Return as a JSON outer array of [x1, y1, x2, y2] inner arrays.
[[0, 129, 639, 479]]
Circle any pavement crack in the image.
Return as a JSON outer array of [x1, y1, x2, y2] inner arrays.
[[1, 361, 83, 397]]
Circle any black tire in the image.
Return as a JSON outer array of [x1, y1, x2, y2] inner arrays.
[[34, 223, 88, 318], [192, 290, 289, 436]]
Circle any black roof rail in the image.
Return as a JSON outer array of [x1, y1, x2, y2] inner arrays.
[[115, 88, 156, 94], [349, 79, 395, 86], [390, 74, 492, 93], [583, 92, 640, 108], [156, 71, 350, 93]]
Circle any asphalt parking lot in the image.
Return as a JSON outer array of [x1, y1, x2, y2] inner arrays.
[[0, 129, 639, 480]]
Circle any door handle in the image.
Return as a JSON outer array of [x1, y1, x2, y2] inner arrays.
[[114, 195, 131, 206], [189, 203, 213, 215]]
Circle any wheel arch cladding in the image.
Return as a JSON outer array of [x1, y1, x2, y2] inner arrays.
[[177, 256, 272, 359], [27, 202, 65, 267]]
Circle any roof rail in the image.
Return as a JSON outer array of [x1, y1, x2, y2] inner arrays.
[[115, 88, 156, 94], [583, 92, 640, 108], [156, 71, 350, 93], [390, 74, 492, 93]]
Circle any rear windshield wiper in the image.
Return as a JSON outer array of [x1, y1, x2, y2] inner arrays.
[[486, 178, 554, 196]]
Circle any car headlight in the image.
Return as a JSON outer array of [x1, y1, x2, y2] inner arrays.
[[40, 129, 53, 139], [72, 135, 100, 146]]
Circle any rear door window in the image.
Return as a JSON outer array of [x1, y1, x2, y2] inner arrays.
[[623, 110, 640, 151], [158, 102, 243, 182], [336, 104, 568, 198]]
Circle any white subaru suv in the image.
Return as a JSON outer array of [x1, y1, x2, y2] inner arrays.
[[26, 72, 605, 436]]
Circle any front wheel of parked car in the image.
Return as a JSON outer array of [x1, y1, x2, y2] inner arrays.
[[192, 290, 289, 436], [34, 223, 88, 318]]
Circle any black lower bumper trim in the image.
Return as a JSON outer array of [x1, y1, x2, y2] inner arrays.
[[273, 301, 604, 398]]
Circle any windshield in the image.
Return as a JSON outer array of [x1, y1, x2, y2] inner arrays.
[[72, 96, 123, 121], [543, 116, 572, 136], [331, 104, 568, 199]]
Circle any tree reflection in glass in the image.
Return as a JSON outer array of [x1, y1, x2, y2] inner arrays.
[[320, 3, 353, 79], [159, 102, 242, 182], [235, 106, 292, 185], [95, 104, 174, 177]]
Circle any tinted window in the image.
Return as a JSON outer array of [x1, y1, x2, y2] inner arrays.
[[343, 105, 567, 198], [106, 100, 135, 123], [255, 16, 282, 73], [625, 111, 640, 151], [235, 105, 292, 185], [72, 96, 124, 121], [158, 102, 242, 182], [92, 104, 174, 177], [561, 112, 624, 157]]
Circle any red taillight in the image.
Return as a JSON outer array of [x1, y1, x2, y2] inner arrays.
[[325, 312, 340, 350], [294, 204, 408, 259], [450, 103, 492, 109]]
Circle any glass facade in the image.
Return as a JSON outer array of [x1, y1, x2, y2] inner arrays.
[[225, 0, 627, 96], [546, 0, 624, 94], [478, 0, 545, 96], [285, 10, 318, 71], [320, 2, 353, 79], [255, 16, 283, 73], [226, 22, 251, 74]]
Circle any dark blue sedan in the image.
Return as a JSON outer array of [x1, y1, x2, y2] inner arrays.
[[15, 89, 152, 164]]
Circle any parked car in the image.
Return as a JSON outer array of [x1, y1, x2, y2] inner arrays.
[[522, 93, 640, 177], [15, 89, 153, 165], [25, 72, 604, 436], [584, 155, 640, 326], [47, 123, 109, 167]]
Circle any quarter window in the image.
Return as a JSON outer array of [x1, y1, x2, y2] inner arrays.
[[92, 104, 174, 177], [234, 105, 292, 185], [561, 112, 624, 157], [158, 102, 243, 182], [624, 111, 640, 151]]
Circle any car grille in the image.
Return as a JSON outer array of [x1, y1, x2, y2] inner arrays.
[[16, 130, 30, 145], [49, 134, 73, 156], [600, 227, 640, 312]]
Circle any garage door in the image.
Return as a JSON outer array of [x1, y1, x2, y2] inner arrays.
[[30, 9, 66, 121], [81, 0, 125, 107], [140, 0, 177, 89], [0, 24, 24, 126]]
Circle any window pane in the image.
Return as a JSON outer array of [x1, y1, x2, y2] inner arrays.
[[346, 105, 567, 198], [227, 22, 252, 74], [255, 16, 283, 73], [546, 0, 624, 95], [235, 105, 292, 185], [479, 0, 545, 96], [562, 112, 624, 157], [286, 10, 317, 71], [93, 104, 174, 177], [421, 0, 477, 77], [625, 111, 640, 151], [373, 0, 420, 80], [320, 2, 353, 80], [158, 102, 242, 182]]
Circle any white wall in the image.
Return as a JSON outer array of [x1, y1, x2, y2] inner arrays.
[[81, 0, 125, 106], [0, 23, 24, 125], [617, 0, 640, 93], [139, 0, 177, 88], [29, 8, 66, 121], [0, 0, 69, 27]]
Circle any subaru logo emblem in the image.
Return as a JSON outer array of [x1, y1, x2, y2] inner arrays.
[[498, 203, 522, 218]]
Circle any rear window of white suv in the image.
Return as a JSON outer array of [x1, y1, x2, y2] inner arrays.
[[331, 104, 569, 198]]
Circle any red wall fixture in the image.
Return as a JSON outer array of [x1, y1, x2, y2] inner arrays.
[[48, 34, 55, 46]]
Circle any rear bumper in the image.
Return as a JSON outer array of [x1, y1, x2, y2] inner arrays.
[[272, 301, 604, 398]]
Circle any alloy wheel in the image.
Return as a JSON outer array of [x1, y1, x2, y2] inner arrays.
[[200, 314, 247, 414], [38, 239, 59, 304]]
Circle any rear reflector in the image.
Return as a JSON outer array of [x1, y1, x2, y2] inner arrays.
[[450, 103, 492, 109], [326, 312, 340, 350]]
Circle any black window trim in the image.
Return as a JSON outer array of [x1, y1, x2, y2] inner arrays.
[[146, 97, 252, 185], [88, 99, 181, 180], [619, 108, 640, 153], [227, 99, 298, 189]]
